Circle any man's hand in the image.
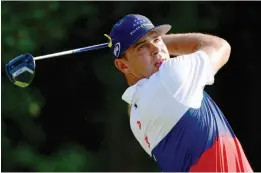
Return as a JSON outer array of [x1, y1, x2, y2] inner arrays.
[[162, 33, 231, 75]]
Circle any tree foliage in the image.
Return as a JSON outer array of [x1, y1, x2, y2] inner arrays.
[[2, 1, 232, 171]]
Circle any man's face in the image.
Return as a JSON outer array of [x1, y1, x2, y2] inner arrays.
[[115, 31, 170, 79]]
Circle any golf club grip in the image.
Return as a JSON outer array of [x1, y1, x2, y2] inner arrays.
[[33, 43, 108, 60]]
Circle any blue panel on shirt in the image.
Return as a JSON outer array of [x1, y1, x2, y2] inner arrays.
[[152, 91, 235, 172]]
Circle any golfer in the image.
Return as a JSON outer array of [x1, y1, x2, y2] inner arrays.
[[106, 14, 253, 172]]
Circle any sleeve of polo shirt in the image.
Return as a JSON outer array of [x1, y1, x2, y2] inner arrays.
[[158, 50, 215, 108]]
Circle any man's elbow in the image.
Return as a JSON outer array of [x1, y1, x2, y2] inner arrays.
[[209, 38, 231, 74], [220, 39, 231, 65]]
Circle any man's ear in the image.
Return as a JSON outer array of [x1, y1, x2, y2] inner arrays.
[[114, 58, 129, 73]]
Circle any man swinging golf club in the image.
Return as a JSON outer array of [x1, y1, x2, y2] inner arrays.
[[106, 14, 253, 172]]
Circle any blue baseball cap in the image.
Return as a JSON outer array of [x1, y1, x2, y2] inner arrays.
[[105, 14, 171, 59]]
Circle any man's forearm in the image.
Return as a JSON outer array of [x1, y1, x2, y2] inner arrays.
[[162, 33, 225, 56], [162, 32, 231, 75]]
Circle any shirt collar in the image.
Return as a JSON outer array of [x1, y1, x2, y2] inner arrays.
[[122, 78, 147, 104]]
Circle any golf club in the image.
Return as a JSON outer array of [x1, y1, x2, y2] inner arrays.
[[5, 34, 113, 88]]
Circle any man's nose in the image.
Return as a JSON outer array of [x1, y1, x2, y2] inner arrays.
[[151, 43, 160, 56]]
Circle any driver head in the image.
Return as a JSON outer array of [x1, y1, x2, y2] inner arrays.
[[5, 53, 36, 87]]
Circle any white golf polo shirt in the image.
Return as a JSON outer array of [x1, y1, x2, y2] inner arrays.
[[121, 50, 253, 172], [122, 50, 215, 168]]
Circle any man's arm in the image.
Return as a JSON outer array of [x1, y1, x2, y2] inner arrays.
[[162, 33, 231, 75]]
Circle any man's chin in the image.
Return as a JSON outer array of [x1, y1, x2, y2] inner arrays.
[[152, 67, 160, 74]]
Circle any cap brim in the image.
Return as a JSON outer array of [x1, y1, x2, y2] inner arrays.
[[151, 24, 172, 36]]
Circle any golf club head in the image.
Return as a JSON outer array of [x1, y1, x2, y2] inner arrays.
[[5, 53, 36, 88]]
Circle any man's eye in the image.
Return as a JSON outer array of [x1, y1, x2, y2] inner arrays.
[[154, 38, 160, 43], [138, 44, 147, 50]]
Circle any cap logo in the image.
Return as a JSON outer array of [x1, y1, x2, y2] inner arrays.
[[130, 19, 153, 36], [113, 42, 121, 57]]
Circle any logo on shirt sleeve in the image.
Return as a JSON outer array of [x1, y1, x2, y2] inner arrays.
[[137, 120, 150, 148]]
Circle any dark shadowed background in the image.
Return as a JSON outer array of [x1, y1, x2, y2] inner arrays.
[[1, 1, 261, 172]]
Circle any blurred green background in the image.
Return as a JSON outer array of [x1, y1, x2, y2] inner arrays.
[[1, 1, 261, 172]]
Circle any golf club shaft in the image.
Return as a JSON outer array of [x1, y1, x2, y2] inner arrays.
[[34, 43, 108, 60]]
